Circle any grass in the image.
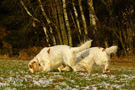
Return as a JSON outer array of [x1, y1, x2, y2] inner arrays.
[[0, 59, 135, 90]]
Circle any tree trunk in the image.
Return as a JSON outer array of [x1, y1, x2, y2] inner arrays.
[[70, 11, 81, 43], [87, 0, 97, 34], [43, 25, 51, 46], [62, 0, 72, 46], [78, 0, 88, 40], [51, 1, 63, 45], [38, 0, 56, 45], [72, 0, 81, 35], [104, 41, 108, 48], [72, 0, 82, 43], [55, 0, 68, 45]]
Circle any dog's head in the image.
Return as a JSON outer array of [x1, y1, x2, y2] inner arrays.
[[100, 46, 118, 61], [28, 57, 41, 73]]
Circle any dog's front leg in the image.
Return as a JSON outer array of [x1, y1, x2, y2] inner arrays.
[[61, 66, 71, 72], [58, 65, 65, 72], [41, 66, 51, 73], [41, 62, 52, 73], [103, 61, 110, 74], [41, 67, 47, 73]]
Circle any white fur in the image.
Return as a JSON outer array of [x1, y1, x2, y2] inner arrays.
[[73, 46, 118, 73], [28, 40, 92, 73]]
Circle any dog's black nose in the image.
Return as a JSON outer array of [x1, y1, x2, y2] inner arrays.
[[39, 64, 41, 66]]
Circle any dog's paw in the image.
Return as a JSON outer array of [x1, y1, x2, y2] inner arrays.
[[103, 69, 110, 74]]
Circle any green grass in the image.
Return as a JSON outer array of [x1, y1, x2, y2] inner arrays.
[[0, 60, 135, 90]]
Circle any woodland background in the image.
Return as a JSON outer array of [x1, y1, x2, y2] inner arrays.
[[0, 0, 135, 59]]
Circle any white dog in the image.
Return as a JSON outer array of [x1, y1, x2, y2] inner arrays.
[[58, 46, 118, 73], [28, 40, 92, 73], [72, 46, 118, 73]]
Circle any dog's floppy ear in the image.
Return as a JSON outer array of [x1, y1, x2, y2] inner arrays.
[[29, 64, 32, 68], [47, 48, 51, 54], [29, 61, 36, 68], [102, 48, 105, 52]]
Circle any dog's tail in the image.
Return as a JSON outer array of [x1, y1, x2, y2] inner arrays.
[[72, 40, 92, 53], [105, 46, 118, 55]]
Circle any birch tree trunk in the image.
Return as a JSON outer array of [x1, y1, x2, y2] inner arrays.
[[78, 0, 88, 40], [72, 1, 81, 35], [87, 0, 97, 34], [51, 1, 63, 45], [72, 0, 82, 43], [55, 0, 68, 45], [70, 11, 81, 43], [38, 0, 56, 45], [62, 0, 72, 46], [43, 25, 51, 46], [20, 0, 50, 46]]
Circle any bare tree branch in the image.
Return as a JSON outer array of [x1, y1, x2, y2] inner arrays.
[[20, 0, 51, 46], [20, 0, 39, 22], [38, 0, 56, 45]]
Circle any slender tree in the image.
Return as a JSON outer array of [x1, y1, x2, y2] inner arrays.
[[78, 0, 88, 40], [72, 0, 82, 42], [87, 0, 97, 34], [55, 0, 68, 45], [62, 0, 72, 46], [72, 0, 81, 35], [51, 1, 63, 45]]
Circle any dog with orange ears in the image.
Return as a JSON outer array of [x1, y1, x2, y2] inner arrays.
[[28, 40, 93, 73]]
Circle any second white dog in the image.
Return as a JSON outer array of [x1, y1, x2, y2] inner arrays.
[[72, 46, 118, 73]]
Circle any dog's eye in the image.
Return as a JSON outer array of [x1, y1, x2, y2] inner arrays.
[[39, 64, 41, 66]]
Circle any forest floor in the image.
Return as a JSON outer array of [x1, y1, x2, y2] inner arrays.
[[0, 57, 135, 90]]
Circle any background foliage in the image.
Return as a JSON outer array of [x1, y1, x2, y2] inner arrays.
[[0, 0, 135, 58]]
